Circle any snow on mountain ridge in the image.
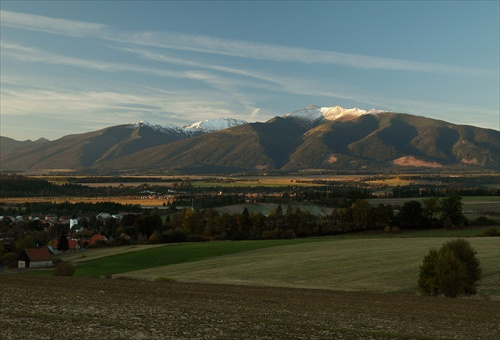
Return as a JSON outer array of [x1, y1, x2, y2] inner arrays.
[[128, 118, 248, 134], [283, 105, 324, 122], [284, 105, 386, 124], [182, 117, 248, 132], [128, 121, 185, 133], [128, 105, 387, 134]]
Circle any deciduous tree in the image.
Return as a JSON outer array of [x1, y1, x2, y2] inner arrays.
[[440, 193, 466, 227], [58, 232, 69, 251], [418, 239, 481, 298], [398, 200, 424, 228]]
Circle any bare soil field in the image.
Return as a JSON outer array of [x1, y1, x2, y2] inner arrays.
[[1, 275, 499, 340]]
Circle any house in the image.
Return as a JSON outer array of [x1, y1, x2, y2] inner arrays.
[[77, 234, 108, 248], [18, 247, 53, 269], [90, 234, 108, 244], [52, 239, 80, 251], [96, 212, 111, 220]]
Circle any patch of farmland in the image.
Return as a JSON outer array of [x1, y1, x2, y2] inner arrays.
[[57, 244, 166, 263], [115, 237, 500, 298], [1, 275, 498, 339], [214, 203, 333, 216]]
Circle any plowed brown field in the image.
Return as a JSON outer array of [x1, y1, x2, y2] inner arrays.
[[1, 275, 499, 339]]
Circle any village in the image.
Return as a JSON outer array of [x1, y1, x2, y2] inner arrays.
[[16, 232, 108, 270], [0, 211, 119, 270]]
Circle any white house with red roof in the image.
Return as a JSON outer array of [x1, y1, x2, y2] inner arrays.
[[18, 247, 53, 269]]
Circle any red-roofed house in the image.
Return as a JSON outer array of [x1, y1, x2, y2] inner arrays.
[[90, 234, 108, 244], [18, 247, 53, 269], [52, 239, 80, 251]]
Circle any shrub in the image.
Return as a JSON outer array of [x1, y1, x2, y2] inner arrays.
[[472, 216, 497, 226], [149, 233, 159, 244], [154, 276, 176, 283], [0, 252, 19, 268], [162, 228, 187, 243], [53, 261, 75, 276], [418, 249, 440, 296], [418, 239, 481, 298], [186, 235, 209, 242], [483, 227, 500, 236]]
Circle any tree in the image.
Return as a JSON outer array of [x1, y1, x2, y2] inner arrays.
[[398, 200, 424, 228], [421, 196, 440, 220], [15, 235, 36, 251], [418, 239, 481, 298], [351, 199, 371, 229], [374, 204, 393, 228], [135, 212, 163, 237], [439, 238, 481, 295], [418, 248, 440, 296], [57, 232, 69, 251], [440, 193, 466, 227]]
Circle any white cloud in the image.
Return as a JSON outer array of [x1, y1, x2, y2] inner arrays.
[[1, 42, 184, 77], [0, 10, 106, 37], [1, 10, 493, 76], [1, 9, 498, 139], [124, 31, 494, 77]]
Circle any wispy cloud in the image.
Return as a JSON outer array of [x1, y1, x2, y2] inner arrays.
[[0, 83, 262, 127], [1, 42, 184, 77], [2, 9, 497, 139], [1, 9, 493, 77], [125, 31, 494, 77], [118, 46, 368, 104], [0, 10, 106, 37], [1, 41, 358, 114], [119, 47, 280, 85]]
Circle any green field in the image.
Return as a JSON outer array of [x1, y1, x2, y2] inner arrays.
[[64, 239, 318, 277], [57, 235, 500, 298]]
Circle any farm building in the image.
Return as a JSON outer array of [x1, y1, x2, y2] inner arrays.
[[18, 247, 53, 269]]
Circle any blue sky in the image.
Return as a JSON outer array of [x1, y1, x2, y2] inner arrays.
[[1, 1, 498, 141]]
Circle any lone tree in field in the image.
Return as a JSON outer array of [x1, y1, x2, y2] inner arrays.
[[418, 239, 481, 298]]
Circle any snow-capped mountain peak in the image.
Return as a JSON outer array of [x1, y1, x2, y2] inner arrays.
[[283, 105, 323, 123], [127, 118, 248, 135], [128, 121, 184, 133], [321, 106, 369, 121], [284, 105, 384, 124], [182, 117, 248, 133]]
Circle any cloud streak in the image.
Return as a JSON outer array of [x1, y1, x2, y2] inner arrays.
[[1, 10, 493, 77], [0, 10, 106, 37], [1, 41, 363, 110], [125, 31, 494, 77]]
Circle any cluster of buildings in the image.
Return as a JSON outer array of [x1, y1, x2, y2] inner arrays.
[[0, 213, 78, 228], [17, 234, 108, 269], [0, 212, 117, 270]]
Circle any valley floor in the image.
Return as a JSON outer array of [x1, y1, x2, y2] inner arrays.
[[1, 275, 499, 339]]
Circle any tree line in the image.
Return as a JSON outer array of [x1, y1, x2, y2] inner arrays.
[[93, 193, 474, 244]]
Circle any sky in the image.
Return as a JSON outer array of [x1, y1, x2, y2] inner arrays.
[[1, 1, 499, 141]]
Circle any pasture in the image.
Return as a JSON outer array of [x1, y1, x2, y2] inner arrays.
[[57, 236, 500, 298]]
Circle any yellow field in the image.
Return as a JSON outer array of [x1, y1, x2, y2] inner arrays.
[[0, 196, 172, 206]]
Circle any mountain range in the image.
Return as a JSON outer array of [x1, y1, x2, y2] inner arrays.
[[1, 105, 498, 174]]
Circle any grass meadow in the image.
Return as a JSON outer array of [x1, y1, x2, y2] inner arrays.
[[56, 234, 500, 298]]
